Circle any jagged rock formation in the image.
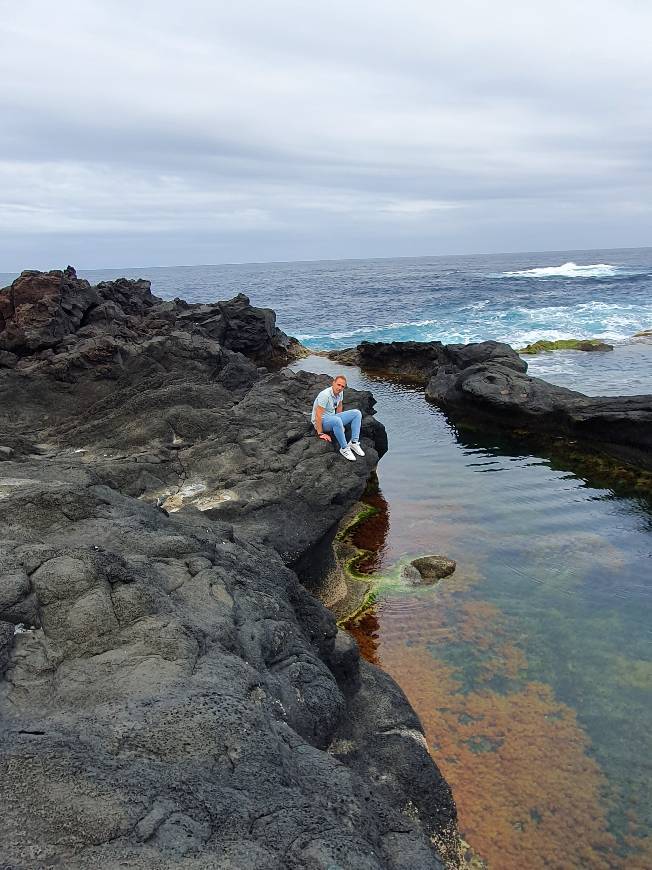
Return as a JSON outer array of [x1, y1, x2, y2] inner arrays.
[[0, 270, 456, 870], [328, 339, 652, 471], [0, 265, 303, 376]]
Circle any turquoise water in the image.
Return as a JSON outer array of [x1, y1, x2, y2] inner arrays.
[[291, 354, 651, 869]]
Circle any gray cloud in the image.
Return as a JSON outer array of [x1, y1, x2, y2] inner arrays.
[[1, 0, 651, 269]]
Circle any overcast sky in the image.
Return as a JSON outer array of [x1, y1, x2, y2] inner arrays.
[[1, 0, 651, 270]]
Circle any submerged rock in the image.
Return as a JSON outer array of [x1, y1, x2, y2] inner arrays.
[[0, 269, 457, 869], [400, 556, 457, 585], [408, 555, 457, 583]]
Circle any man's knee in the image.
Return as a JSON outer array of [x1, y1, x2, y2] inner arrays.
[[353, 409, 362, 419]]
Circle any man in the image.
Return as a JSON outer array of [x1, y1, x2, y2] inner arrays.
[[311, 375, 365, 461]]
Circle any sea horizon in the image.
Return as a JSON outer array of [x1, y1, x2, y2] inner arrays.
[[2, 242, 652, 277]]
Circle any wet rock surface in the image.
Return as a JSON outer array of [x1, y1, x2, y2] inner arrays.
[[0, 270, 455, 869], [329, 339, 652, 471], [406, 556, 457, 584]]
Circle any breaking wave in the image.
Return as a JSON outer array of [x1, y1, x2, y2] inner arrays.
[[298, 299, 651, 349], [502, 262, 617, 279]]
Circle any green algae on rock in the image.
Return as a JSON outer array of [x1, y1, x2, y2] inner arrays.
[[517, 338, 614, 354], [331, 500, 381, 623]]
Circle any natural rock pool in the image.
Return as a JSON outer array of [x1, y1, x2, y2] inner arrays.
[[292, 355, 652, 870]]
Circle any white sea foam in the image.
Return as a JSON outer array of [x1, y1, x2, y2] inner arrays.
[[502, 262, 617, 279], [299, 293, 651, 350]]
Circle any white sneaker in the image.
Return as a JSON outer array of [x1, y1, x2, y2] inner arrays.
[[349, 441, 365, 457], [339, 446, 356, 461]]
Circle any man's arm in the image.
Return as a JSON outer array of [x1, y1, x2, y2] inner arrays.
[[336, 401, 343, 413], [315, 405, 331, 441]]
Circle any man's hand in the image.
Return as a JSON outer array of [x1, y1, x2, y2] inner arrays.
[[318, 433, 332, 443]]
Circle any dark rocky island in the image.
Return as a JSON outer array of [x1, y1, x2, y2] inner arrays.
[[0, 270, 458, 869], [329, 340, 652, 473]]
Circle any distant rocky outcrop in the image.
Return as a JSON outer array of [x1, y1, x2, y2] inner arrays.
[[328, 339, 652, 472], [0, 270, 457, 869], [0, 266, 304, 377], [517, 338, 613, 354]]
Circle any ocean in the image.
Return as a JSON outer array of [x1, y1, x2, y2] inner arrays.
[[3, 246, 651, 393]]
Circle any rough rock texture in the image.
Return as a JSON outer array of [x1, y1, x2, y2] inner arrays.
[[328, 341, 450, 382], [329, 339, 652, 471], [0, 270, 456, 869], [0, 266, 303, 373]]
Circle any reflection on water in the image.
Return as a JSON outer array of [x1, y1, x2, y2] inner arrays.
[[291, 356, 652, 870]]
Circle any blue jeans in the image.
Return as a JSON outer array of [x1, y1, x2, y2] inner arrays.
[[321, 409, 362, 450]]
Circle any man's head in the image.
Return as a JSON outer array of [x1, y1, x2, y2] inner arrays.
[[332, 375, 347, 396]]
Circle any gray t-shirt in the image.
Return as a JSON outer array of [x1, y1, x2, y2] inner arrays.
[[311, 386, 343, 424]]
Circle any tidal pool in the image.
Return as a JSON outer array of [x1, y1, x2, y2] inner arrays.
[[291, 356, 652, 870]]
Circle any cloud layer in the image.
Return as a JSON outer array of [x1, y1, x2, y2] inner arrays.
[[1, 0, 651, 269]]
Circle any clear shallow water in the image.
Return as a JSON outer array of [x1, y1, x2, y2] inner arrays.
[[290, 355, 652, 870]]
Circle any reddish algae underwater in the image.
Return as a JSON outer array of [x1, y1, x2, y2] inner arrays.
[[345, 538, 651, 868]]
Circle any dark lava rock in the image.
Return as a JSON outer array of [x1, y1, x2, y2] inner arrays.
[[331, 338, 651, 472], [0, 267, 301, 376], [442, 340, 527, 375], [329, 340, 450, 383], [0, 270, 456, 869], [426, 360, 652, 471]]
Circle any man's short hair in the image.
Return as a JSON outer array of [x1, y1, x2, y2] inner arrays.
[[333, 375, 347, 385]]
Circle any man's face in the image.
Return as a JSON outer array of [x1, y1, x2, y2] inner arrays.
[[332, 378, 346, 396]]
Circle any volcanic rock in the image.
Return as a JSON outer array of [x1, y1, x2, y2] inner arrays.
[[425, 361, 652, 471], [330, 338, 651, 472], [0, 269, 456, 869], [329, 340, 449, 383]]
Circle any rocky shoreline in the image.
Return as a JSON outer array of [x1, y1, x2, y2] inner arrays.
[[329, 340, 652, 474], [0, 270, 457, 869]]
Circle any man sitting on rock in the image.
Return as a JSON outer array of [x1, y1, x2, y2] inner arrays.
[[312, 374, 365, 461]]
